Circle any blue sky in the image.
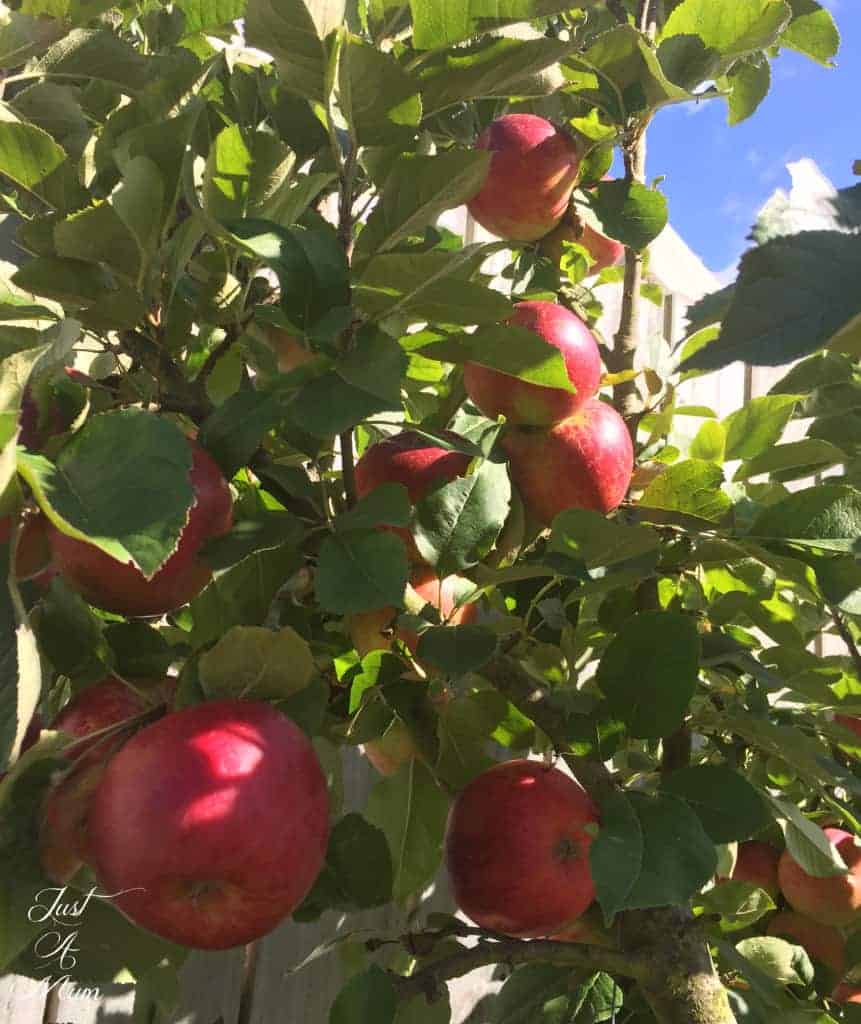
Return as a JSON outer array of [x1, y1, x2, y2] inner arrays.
[[645, 0, 858, 279]]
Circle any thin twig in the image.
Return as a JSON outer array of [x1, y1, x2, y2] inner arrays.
[[830, 604, 861, 678], [340, 430, 357, 508]]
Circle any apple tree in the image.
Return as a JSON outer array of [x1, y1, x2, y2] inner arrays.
[[0, 1, 859, 1023]]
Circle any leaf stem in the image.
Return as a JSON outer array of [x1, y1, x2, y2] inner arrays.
[[830, 604, 861, 678]]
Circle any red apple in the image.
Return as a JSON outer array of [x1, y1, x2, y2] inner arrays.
[[717, 840, 780, 898], [766, 911, 845, 974], [349, 569, 478, 658], [835, 714, 861, 742], [445, 759, 598, 937], [40, 677, 172, 884], [354, 431, 471, 562], [467, 115, 581, 242], [259, 325, 315, 373], [15, 512, 56, 586], [541, 214, 625, 277], [502, 399, 633, 526], [833, 983, 861, 1004], [46, 439, 233, 617], [778, 827, 861, 927], [88, 699, 330, 949], [464, 301, 602, 427]]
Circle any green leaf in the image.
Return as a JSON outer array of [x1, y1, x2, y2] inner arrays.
[[174, 0, 246, 35], [409, 0, 580, 49], [734, 439, 846, 482], [36, 577, 114, 685], [355, 247, 512, 326], [111, 155, 165, 280], [661, 0, 792, 59], [54, 202, 141, 283], [340, 36, 421, 146], [316, 529, 408, 615], [34, 28, 151, 93], [290, 329, 407, 438], [0, 565, 42, 772], [0, 122, 66, 195], [580, 180, 668, 252], [727, 58, 771, 125], [781, 0, 840, 66], [182, 543, 301, 650], [365, 758, 448, 903], [334, 483, 411, 533], [724, 395, 799, 460], [749, 485, 861, 553], [418, 324, 574, 391], [735, 936, 814, 988], [661, 766, 770, 843], [199, 625, 315, 700], [419, 35, 573, 117], [330, 964, 397, 1024], [810, 555, 861, 615], [696, 881, 776, 931], [0, 12, 63, 70], [394, 993, 451, 1024], [596, 611, 700, 739], [105, 622, 173, 680], [767, 795, 848, 878], [19, 409, 194, 578], [689, 420, 726, 463], [682, 232, 861, 370], [570, 973, 624, 1022], [203, 124, 254, 223], [417, 624, 496, 674], [641, 459, 731, 522], [614, 791, 717, 911], [355, 150, 490, 262], [490, 963, 570, 1024], [199, 385, 298, 478], [246, 0, 344, 102], [413, 458, 511, 575], [549, 509, 660, 569], [589, 788, 643, 922]]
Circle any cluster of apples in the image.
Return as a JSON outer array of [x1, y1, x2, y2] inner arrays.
[[720, 833, 861, 1004], [27, 681, 329, 950]]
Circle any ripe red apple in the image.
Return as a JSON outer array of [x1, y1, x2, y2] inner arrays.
[[445, 759, 598, 937], [40, 677, 171, 884], [717, 840, 780, 898], [833, 983, 861, 1004], [15, 512, 56, 587], [778, 827, 861, 927], [502, 399, 633, 526], [88, 699, 330, 949], [349, 569, 478, 658], [541, 213, 625, 277], [464, 301, 601, 427], [766, 911, 845, 974], [467, 114, 581, 242], [46, 439, 233, 617], [354, 431, 471, 563], [259, 324, 315, 373]]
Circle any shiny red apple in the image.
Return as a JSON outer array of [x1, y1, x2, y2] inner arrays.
[[89, 699, 330, 949], [467, 115, 581, 242], [354, 431, 471, 562], [833, 983, 861, 1004], [445, 759, 598, 937], [717, 840, 780, 898], [464, 301, 601, 427], [46, 439, 232, 617], [502, 399, 633, 526], [778, 827, 861, 927]]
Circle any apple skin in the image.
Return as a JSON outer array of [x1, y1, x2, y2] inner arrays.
[[354, 431, 471, 563], [445, 759, 599, 937], [464, 301, 602, 427], [46, 439, 233, 617], [467, 115, 581, 242], [502, 399, 633, 526], [835, 714, 861, 742], [88, 699, 330, 949], [260, 325, 315, 374], [349, 569, 478, 659], [40, 677, 171, 885], [717, 840, 780, 898], [766, 911, 845, 974], [833, 983, 861, 1004], [541, 215, 625, 277], [778, 827, 861, 927]]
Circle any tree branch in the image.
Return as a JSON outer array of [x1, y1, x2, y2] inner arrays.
[[830, 604, 861, 678], [392, 936, 645, 1003], [119, 330, 212, 423]]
